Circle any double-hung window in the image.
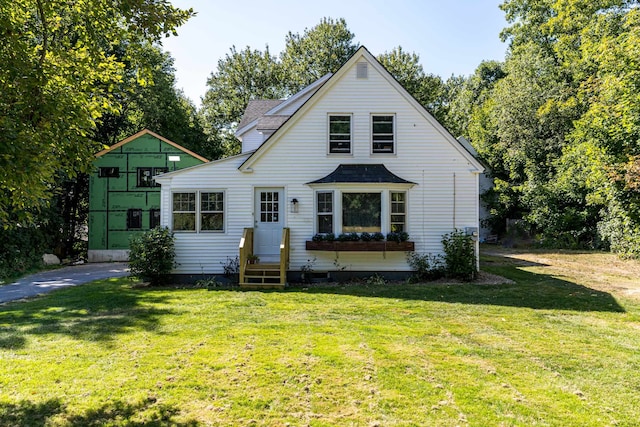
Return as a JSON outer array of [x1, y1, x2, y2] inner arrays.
[[172, 191, 224, 232], [173, 192, 196, 231], [200, 192, 224, 231], [316, 191, 334, 234], [329, 115, 351, 154], [390, 192, 406, 232], [372, 115, 395, 153]]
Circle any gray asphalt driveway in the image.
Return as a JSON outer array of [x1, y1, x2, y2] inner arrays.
[[0, 263, 129, 304]]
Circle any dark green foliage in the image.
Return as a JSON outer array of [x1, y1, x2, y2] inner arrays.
[[128, 227, 176, 286], [406, 252, 445, 282], [371, 232, 385, 241], [442, 230, 477, 281], [0, 224, 49, 282], [386, 231, 409, 243]]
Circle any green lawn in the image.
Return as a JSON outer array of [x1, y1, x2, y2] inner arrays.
[[1, 250, 640, 426]]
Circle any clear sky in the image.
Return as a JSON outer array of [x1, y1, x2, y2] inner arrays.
[[162, 0, 509, 106]]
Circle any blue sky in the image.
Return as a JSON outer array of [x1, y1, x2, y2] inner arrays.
[[162, 0, 509, 105]]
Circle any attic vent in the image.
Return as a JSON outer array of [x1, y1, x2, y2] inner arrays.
[[356, 62, 368, 79]]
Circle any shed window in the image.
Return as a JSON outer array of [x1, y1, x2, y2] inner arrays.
[[372, 115, 395, 153], [329, 115, 351, 154], [99, 167, 119, 178], [150, 208, 160, 229], [153, 167, 168, 187], [127, 209, 142, 229], [137, 167, 153, 187]]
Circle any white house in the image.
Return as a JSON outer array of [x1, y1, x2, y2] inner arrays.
[[155, 47, 484, 287]]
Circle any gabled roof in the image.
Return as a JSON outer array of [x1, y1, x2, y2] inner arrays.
[[256, 115, 290, 132], [237, 100, 284, 130], [234, 73, 332, 138], [95, 129, 209, 163], [238, 46, 484, 173], [307, 164, 416, 185]]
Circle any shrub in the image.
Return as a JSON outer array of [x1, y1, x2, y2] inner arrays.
[[360, 232, 372, 241], [406, 252, 445, 282], [387, 231, 409, 242], [365, 273, 386, 286], [371, 232, 385, 241], [129, 227, 176, 285], [441, 230, 477, 281]]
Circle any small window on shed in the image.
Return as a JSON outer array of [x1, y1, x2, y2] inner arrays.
[[153, 167, 168, 187], [137, 167, 153, 187], [150, 209, 161, 229], [127, 209, 143, 229], [99, 167, 119, 178]]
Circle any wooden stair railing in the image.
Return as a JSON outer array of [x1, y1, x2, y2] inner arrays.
[[239, 228, 289, 289]]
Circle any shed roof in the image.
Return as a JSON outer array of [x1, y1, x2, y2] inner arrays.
[[307, 164, 416, 185]]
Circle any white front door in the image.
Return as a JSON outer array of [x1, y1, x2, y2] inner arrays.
[[254, 187, 284, 258]]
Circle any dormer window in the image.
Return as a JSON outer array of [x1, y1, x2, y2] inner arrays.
[[372, 115, 395, 154], [329, 114, 352, 154]]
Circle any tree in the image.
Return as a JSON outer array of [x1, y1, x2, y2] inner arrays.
[[94, 42, 213, 159], [200, 46, 285, 156], [377, 47, 447, 122], [280, 17, 359, 93], [0, 0, 193, 224]]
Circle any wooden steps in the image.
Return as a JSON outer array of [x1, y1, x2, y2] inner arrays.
[[240, 262, 285, 289], [238, 228, 289, 290]]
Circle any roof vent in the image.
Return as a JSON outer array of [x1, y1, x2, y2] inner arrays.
[[356, 62, 368, 79]]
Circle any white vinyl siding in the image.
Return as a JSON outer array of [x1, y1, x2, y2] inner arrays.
[[158, 52, 480, 274]]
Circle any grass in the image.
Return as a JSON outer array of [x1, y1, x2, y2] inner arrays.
[[1, 249, 640, 426]]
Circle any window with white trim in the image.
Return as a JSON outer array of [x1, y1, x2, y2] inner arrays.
[[329, 115, 352, 154], [316, 191, 333, 234], [342, 192, 381, 233], [390, 192, 406, 232], [172, 192, 196, 231], [200, 192, 224, 231], [372, 115, 395, 153], [173, 191, 225, 232]]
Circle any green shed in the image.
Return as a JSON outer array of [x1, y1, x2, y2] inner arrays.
[[88, 129, 208, 262]]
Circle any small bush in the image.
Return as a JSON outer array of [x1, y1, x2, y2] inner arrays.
[[366, 273, 386, 286], [129, 227, 176, 285], [360, 232, 372, 241], [371, 232, 385, 241], [442, 230, 477, 281], [387, 231, 409, 242], [406, 252, 445, 282]]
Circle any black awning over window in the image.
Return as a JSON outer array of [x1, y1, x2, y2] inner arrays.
[[307, 164, 416, 185]]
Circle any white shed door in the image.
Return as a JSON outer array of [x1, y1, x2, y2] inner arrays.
[[254, 188, 283, 257]]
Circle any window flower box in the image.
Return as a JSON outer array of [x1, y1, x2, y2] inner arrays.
[[305, 240, 414, 252]]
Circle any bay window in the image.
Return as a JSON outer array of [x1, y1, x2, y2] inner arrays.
[[315, 189, 408, 235]]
